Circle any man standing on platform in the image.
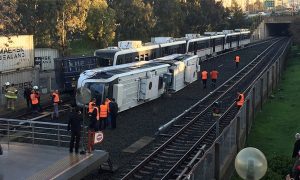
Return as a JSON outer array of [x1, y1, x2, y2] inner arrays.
[[68, 107, 82, 154], [109, 98, 119, 129]]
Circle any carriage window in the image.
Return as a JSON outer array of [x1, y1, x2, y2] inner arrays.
[[135, 56, 139, 62], [140, 55, 144, 61], [145, 54, 149, 61], [95, 52, 114, 66], [125, 55, 132, 63], [117, 55, 125, 65], [84, 82, 105, 105]]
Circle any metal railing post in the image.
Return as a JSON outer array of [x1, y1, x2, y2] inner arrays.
[[32, 124, 35, 145], [7, 120, 10, 148], [58, 125, 61, 147]]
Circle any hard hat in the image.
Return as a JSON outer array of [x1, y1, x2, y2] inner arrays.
[[5, 82, 10, 86], [33, 86, 38, 90]]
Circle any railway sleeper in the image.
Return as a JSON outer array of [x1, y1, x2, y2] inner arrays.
[[153, 156, 178, 164], [161, 150, 184, 157], [156, 153, 182, 160], [183, 116, 195, 120]]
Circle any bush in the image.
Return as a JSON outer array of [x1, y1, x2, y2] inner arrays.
[[263, 155, 294, 179]]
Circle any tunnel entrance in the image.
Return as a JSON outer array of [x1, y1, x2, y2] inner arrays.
[[266, 23, 291, 36]]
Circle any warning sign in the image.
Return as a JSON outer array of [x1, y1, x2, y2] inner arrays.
[[94, 131, 104, 144]]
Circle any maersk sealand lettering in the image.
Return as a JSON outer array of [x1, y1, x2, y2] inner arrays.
[[0, 47, 26, 61]]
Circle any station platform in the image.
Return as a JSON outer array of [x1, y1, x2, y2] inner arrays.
[[0, 143, 109, 180]]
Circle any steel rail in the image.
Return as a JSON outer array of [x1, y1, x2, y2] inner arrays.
[[175, 38, 291, 179], [160, 38, 289, 180], [158, 38, 280, 133], [121, 38, 285, 179]]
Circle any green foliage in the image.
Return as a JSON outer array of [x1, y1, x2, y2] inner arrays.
[[153, 0, 185, 37], [113, 0, 155, 41], [0, 0, 20, 35], [268, 155, 294, 177], [228, 0, 248, 29], [0, 0, 253, 53], [86, 0, 116, 48]]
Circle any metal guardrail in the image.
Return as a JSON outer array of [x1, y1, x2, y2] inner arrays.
[[0, 118, 71, 147]]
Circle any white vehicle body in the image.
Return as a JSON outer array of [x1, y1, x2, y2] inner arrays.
[[77, 54, 200, 112]]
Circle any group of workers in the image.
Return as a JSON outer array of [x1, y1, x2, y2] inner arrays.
[[200, 55, 240, 89], [4, 82, 62, 120], [201, 69, 219, 89], [87, 97, 118, 153]]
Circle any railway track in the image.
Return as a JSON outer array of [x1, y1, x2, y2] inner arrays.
[[120, 38, 290, 179]]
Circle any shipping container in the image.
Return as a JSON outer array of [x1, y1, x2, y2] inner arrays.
[[0, 68, 39, 105], [39, 70, 58, 94], [54, 56, 98, 92], [35, 48, 59, 71], [0, 35, 34, 72]]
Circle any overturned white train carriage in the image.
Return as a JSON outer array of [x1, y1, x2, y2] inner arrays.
[[77, 54, 200, 112]]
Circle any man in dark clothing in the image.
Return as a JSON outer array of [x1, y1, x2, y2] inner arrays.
[[0, 144, 3, 155], [68, 107, 82, 154], [109, 98, 118, 129], [293, 133, 300, 158], [88, 105, 98, 153], [24, 86, 32, 108]]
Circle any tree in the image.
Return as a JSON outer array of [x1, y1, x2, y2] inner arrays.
[[113, 0, 155, 41], [290, 17, 300, 44], [228, 0, 247, 29], [153, 0, 185, 37], [0, 0, 20, 35], [56, 0, 90, 55], [182, 0, 203, 34], [86, 0, 116, 47]]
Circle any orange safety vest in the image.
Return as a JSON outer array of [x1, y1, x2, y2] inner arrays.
[[30, 93, 38, 105], [235, 56, 240, 63], [99, 104, 108, 118], [52, 92, 60, 103], [105, 99, 111, 112], [94, 107, 99, 121], [201, 71, 208, 80], [237, 93, 244, 107], [210, 70, 219, 80], [88, 102, 95, 113]]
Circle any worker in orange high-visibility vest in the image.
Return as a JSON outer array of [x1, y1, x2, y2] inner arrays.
[[51, 90, 61, 120], [99, 101, 108, 130], [30, 90, 39, 113], [235, 55, 240, 69], [236, 92, 244, 109], [201, 70, 208, 89], [105, 97, 111, 127], [210, 70, 219, 88], [88, 98, 96, 114]]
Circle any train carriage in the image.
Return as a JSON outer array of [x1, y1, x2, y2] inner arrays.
[[57, 30, 251, 92], [77, 54, 200, 112]]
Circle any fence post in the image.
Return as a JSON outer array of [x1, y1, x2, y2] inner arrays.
[[236, 117, 241, 152], [58, 125, 61, 147], [7, 120, 10, 148], [32, 124, 35, 145], [215, 142, 220, 180], [260, 79, 263, 110]]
